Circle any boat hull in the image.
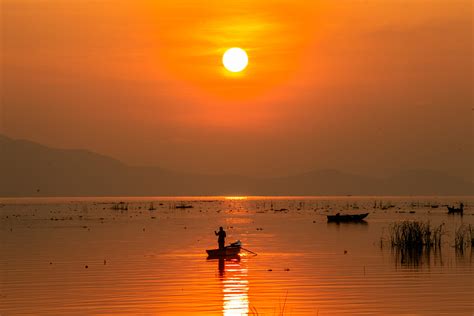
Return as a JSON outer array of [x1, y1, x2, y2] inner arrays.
[[327, 213, 369, 222], [447, 206, 463, 214], [206, 246, 241, 258]]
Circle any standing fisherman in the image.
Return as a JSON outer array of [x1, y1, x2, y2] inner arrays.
[[215, 227, 226, 250]]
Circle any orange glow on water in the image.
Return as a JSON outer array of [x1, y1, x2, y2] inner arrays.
[[225, 196, 248, 200], [1, 197, 473, 314], [219, 258, 249, 316]]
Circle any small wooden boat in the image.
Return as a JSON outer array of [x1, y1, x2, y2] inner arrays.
[[447, 206, 463, 214], [327, 213, 369, 223], [206, 241, 241, 258], [175, 204, 193, 209]]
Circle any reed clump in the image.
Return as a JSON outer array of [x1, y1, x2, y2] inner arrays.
[[471, 225, 474, 247], [389, 221, 445, 249], [454, 224, 472, 250]]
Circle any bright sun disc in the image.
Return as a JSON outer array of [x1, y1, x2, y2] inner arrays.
[[222, 47, 248, 73]]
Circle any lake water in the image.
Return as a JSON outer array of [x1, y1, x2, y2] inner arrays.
[[1, 196, 473, 315]]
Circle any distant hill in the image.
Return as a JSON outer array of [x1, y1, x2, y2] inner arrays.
[[0, 134, 472, 197]]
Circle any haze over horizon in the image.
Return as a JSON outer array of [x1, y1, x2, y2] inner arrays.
[[1, 132, 473, 182], [1, 133, 472, 197], [1, 0, 472, 180]]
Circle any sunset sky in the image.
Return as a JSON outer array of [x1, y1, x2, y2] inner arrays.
[[1, 0, 472, 178]]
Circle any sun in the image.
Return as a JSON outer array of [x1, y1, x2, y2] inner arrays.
[[222, 47, 248, 73]]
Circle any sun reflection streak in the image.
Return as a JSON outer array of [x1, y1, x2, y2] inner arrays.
[[219, 258, 249, 316], [225, 196, 248, 200]]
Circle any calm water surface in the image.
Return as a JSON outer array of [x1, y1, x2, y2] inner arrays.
[[1, 196, 473, 315]]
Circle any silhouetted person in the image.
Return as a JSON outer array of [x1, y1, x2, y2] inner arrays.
[[215, 226, 226, 250]]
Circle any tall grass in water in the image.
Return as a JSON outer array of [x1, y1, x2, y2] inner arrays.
[[389, 221, 445, 249], [472, 225, 474, 247], [389, 221, 445, 267], [454, 224, 472, 251], [249, 291, 289, 316]]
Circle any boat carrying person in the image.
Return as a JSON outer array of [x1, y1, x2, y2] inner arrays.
[[214, 227, 226, 250]]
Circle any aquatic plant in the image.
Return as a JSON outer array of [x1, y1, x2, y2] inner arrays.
[[386, 221, 445, 267], [249, 290, 289, 316], [389, 221, 445, 249], [454, 224, 471, 250], [471, 225, 474, 247]]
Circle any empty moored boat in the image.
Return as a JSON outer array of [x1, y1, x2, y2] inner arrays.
[[175, 204, 193, 209], [327, 213, 369, 222]]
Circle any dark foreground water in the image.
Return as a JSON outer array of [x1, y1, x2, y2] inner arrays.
[[1, 196, 473, 315]]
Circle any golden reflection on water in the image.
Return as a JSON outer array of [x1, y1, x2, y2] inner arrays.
[[225, 196, 248, 200], [1, 197, 473, 315], [217, 257, 249, 316]]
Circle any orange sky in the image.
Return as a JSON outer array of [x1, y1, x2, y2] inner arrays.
[[1, 0, 472, 178]]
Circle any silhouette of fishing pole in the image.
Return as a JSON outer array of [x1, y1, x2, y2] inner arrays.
[[241, 247, 257, 256]]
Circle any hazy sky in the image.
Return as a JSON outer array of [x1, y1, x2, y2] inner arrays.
[[1, 0, 472, 178]]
